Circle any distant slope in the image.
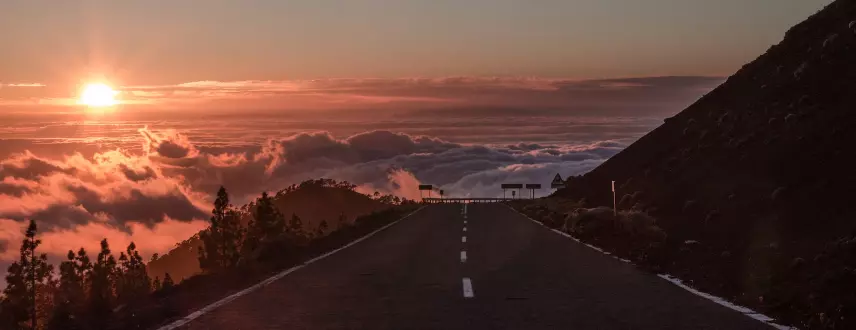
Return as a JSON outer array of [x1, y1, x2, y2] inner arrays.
[[147, 182, 388, 283], [556, 1, 856, 327]]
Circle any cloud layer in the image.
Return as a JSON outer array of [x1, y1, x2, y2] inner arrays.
[[0, 124, 627, 266], [1, 76, 722, 116]]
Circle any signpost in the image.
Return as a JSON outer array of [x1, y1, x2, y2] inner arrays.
[[525, 183, 542, 199], [550, 174, 565, 189], [419, 184, 434, 199], [501, 183, 523, 199]]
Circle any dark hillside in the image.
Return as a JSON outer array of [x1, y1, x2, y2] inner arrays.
[[147, 181, 387, 283], [549, 1, 856, 327]]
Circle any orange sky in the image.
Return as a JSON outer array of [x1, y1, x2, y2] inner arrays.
[[0, 1, 831, 109]]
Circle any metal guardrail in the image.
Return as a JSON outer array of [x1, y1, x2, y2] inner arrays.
[[422, 198, 515, 204]]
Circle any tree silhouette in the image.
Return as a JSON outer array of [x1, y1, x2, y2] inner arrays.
[[1, 260, 27, 329], [48, 250, 87, 330], [316, 220, 329, 238], [253, 192, 285, 242], [151, 277, 161, 292], [116, 242, 150, 306], [336, 213, 348, 230], [88, 239, 116, 330], [0, 220, 54, 330], [200, 187, 244, 272], [287, 213, 303, 237], [161, 273, 175, 291]]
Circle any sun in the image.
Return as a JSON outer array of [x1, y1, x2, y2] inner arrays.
[[79, 83, 119, 107]]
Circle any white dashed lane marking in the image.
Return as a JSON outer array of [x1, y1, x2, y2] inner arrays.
[[462, 236, 467, 243], [462, 278, 474, 298], [460, 251, 467, 262]]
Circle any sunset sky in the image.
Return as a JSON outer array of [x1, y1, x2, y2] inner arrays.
[[0, 1, 833, 281], [0, 0, 830, 109]]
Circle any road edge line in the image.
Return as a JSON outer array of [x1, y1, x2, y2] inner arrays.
[[156, 206, 426, 330], [504, 204, 796, 330]]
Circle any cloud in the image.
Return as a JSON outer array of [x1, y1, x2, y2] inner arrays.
[[0, 124, 630, 268], [99, 76, 723, 115], [1, 83, 46, 88]]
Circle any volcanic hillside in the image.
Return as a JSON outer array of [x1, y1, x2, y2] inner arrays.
[[556, 1, 856, 327], [147, 181, 388, 283]]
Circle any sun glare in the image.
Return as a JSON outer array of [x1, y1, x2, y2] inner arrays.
[[80, 83, 118, 107]]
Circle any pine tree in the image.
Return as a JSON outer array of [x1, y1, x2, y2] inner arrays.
[[88, 239, 116, 330], [0, 220, 54, 330], [336, 213, 348, 230], [116, 242, 150, 306], [1, 262, 27, 329], [151, 277, 161, 292], [161, 273, 174, 291], [48, 250, 86, 330], [256, 192, 285, 240], [199, 187, 228, 272], [315, 220, 329, 238], [287, 213, 303, 237], [199, 187, 244, 272]]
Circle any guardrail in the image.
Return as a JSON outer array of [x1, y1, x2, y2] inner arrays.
[[422, 198, 515, 204]]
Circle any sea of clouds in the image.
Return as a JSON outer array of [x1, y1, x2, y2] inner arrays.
[[0, 74, 725, 271], [0, 115, 649, 266]]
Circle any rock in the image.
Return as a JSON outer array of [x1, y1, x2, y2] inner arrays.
[[785, 113, 797, 123], [683, 200, 697, 214], [794, 62, 808, 78], [790, 257, 805, 269], [771, 187, 787, 201], [704, 210, 721, 223], [823, 33, 839, 48]]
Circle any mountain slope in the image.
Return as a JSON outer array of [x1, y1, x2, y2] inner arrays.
[[554, 1, 856, 328], [147, 182, 388, 283]]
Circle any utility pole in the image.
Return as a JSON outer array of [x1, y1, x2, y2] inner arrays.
[[612, 180, 617, 216]]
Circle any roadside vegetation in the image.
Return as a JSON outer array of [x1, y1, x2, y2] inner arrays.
[[0, 178, 418, 330]]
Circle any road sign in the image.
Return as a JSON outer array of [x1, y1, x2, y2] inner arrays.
[[501, 184, 523, 189], [525, 184, 542, 189], [550, 174, 565, 189], [418, 184, 434, 191]]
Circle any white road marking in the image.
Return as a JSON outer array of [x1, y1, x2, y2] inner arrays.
[[156, 207, 426, 330], [462, 236, 467, 243], [460, 251, 467, 262], [463, 227, 467, 232], [462, 278, 474, 298], [464, 220, 467, 224], [658, 275, 794, 330], [504, 204, 794, 330]]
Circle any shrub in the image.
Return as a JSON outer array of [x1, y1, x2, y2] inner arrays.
[[566, 207, 615, 237], [564, 208, 666, 242], [618, 210, 667, 241]]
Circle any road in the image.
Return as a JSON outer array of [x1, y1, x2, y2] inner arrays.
[[178, 204, 770, 329]]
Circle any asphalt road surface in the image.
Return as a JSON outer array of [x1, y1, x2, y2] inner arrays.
[[179, 204, 770, 329]]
